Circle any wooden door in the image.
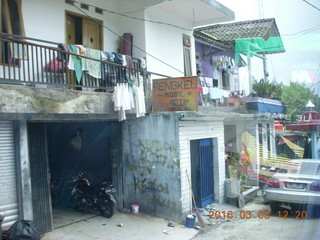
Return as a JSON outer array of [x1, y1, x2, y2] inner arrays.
[[66, 15, 75, 45], [82, 18, 102, 50]]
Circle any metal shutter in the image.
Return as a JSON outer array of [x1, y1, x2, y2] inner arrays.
[[0, 121, 18, 228]]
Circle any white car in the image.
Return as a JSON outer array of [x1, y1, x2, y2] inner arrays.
[[262, 159, 320, 212]]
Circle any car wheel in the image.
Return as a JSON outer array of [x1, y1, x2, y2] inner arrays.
[[269, 202, 280, 213]]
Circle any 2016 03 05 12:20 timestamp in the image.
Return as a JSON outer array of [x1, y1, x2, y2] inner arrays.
[[209, 210, 308, 220]]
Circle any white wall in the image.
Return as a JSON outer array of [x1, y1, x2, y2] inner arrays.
[[22, 0, 120, 51], [144, 7, 196, 78], [117, 10, 147, 59], [179, 120, 225, 215], [21, 0, 197, 78]]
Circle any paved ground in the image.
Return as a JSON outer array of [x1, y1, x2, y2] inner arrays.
[[41, 191, 320, 240], [42, 197, 260, 240], [43, 210, 199, 240]]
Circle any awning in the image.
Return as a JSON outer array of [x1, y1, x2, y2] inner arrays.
[[194, 18, 285, 57]]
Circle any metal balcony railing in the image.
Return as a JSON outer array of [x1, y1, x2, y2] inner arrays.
[[0, 33, 154, 92]]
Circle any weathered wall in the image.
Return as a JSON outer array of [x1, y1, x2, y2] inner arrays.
[[122, 113, 182, 221], [0, 84, 152, 121], [0, 85, 114, 115]]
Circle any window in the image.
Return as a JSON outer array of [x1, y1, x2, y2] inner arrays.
[[183, 34, 192, 76], [195, 52, 201, 73], [0, 0, 26, 64], [222, 69, 230, 90]]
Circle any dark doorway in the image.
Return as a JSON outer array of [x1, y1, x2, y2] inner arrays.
[[190, 138, 214, 207], [28, 121, 121, 232]]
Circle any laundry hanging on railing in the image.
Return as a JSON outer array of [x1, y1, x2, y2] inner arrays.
[[82, 48, 101, 79], [112, 80, 146, 121], [55, 43, 147, 87], [68, 45, 82, 83]]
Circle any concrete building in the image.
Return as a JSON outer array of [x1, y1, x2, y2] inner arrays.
[[0, 0, 284, 235]]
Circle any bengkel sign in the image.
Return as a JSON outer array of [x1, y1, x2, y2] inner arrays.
[[152, 77, 198, 112]]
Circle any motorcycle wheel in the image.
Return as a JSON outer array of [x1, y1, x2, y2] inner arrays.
[[73, 196, 86, 212], [98, 197, 114, 218]]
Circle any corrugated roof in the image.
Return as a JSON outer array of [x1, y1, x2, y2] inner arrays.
[[194, 18, 285, 54]]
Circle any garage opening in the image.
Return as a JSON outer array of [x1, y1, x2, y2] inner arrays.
[[28, 121, 121, 232]]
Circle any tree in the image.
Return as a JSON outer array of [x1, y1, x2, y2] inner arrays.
[[252, 78, 282, 100], [281, 82, 316, 123]]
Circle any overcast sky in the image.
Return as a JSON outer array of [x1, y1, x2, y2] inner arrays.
[[218, 0, 320, 91]]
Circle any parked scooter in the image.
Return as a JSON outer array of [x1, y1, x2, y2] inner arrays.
[[69, 172, 116, 218]]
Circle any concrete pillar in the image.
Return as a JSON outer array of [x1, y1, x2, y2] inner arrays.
[[19, 121, 33, 220]]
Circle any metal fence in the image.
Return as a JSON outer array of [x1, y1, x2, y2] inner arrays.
[[0, 33, 147, 92]]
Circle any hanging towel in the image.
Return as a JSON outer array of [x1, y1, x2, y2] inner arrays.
[[68, 45, 82, 84], [209, 87, 223, 100], [82, 48, 101, 79]]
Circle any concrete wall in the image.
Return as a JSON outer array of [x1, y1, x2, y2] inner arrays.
[[122, 113, 182, 221]]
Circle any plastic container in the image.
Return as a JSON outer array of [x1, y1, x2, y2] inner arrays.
[[225, 179, 240, 198], [131, 204, 139, 214], [185, 214, 196, 228]]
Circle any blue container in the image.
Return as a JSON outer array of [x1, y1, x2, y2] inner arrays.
[[185, 215, 196, 228], [246, 97, 287, 114]]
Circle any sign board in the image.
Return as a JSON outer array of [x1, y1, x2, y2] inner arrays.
[[152, 77, 198, 112]]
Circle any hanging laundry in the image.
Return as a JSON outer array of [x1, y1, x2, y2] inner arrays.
[[209, 87, 223, 100], [82, 48, 101, 79], [68, 45, 82, 84], [101, 51, 117, 87], [113, 52, 124, 65], [57, 43, 71, 62], [113, 83, 134, 121], [135, 84, 146, 118], [76, 45, 86, 55]]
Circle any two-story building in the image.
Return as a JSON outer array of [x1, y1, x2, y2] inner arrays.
[[0, 0, 285, 234]]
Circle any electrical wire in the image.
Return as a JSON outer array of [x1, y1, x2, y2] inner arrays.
[[302, 0, 320, 12], [71, 2, 186, 76], [70, 0, 192, 31]]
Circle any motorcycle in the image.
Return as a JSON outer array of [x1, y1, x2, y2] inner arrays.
[[50, 176, 62, 207], [69, 172, 116, 218]]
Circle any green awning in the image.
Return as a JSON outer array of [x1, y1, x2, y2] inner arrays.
[[235, 36, 285, 56]]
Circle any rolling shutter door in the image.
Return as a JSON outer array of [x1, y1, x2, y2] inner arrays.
[[0, 121, 19, 228]]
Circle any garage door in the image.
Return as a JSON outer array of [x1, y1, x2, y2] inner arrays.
[[0, 121, 19, 228]]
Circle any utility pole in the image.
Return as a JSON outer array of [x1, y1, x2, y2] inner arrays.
[[258, 0, 264, 19], [258, 0, 268, 81]]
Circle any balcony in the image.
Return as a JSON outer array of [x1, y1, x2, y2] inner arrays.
[[0, 33, 148, 92], [0, 33, 257, 119]]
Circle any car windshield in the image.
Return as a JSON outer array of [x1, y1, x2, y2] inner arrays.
[[298, 162, 320, 175]]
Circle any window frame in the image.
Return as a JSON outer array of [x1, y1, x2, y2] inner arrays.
[[183, 34, 192, 77], [1, 0, 26, 64]]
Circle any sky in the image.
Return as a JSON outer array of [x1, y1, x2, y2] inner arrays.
[[217, 0, 320, 92]]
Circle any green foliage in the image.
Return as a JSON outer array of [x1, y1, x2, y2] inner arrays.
[[252, 78, 282, 99], [281, 82, 316, 123]]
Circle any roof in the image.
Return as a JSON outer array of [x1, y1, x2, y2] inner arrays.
[[194, 18, 285, 55]]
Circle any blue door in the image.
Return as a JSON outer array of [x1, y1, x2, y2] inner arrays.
[[198, 139, 214, 207]]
